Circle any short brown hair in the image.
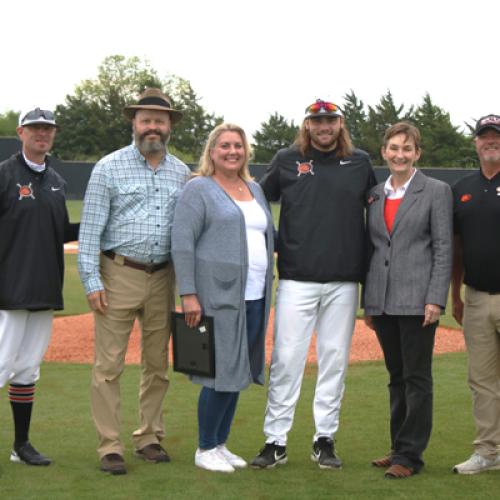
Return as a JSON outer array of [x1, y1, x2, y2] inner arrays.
[[382, 122, 421, 150]]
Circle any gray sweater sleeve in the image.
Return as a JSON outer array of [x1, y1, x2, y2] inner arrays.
[[171, 179, 206, 296]]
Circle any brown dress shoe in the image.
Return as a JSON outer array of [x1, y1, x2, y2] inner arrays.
[[384, 463, 415, 479], [100, 453, 127, 475], [371, 452, 393, 468], [134, 444, 171, 463]]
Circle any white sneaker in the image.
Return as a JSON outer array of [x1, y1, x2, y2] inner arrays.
[[453, 453, 500, 475], [217, 444, 247, 468], [195, 448, 235, 473]]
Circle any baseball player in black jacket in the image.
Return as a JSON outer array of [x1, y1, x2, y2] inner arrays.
[[0, 108, 78, 465], [251, 100, 376, 469]]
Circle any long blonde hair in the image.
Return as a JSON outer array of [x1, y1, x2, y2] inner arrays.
[[196, 123, 253, 180]]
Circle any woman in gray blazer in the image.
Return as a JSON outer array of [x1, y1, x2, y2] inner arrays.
[[363, 122, 453, 478], [172, 123, 274, 473]]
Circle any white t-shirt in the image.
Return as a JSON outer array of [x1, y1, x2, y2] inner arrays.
[[234, 199, 268, 300]]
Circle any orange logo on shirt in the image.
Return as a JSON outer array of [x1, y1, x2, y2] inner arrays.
[[296, 161, 315, 176], [16, 183, 35, 200], [460, 193, 472, 203]]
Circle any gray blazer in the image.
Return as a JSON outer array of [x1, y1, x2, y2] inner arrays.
[[363, 170, 453, 316], [171, 176, 274, 392]]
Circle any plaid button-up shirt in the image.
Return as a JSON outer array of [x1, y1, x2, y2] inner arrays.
[[78, 145, 191, 294]]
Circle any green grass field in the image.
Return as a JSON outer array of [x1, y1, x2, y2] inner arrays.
[[0, 353, 493, 499]]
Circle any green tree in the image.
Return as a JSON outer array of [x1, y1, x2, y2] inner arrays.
[[252, 113, 299, 163], [0, 110, 19, 136], [363, 91, 414, 163], [53, 55, 220, 162], [342, 90, 369, 151], [414, 93, 476, 168], [165, 76, 223, 161], [53, 55, 161, 160]]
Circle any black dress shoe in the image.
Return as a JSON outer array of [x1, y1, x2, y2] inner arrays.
[[10, 442, 52, 466]]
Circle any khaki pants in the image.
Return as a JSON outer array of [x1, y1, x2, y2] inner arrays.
[[91, 254, 174, 458], [463, 286, 500, 459]]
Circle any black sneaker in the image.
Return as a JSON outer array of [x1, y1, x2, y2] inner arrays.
[[10, 442, 52, 466], [250, 442, 287, 469], [311, 437, 342, 469]]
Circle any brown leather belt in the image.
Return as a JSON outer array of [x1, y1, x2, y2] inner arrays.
[[103, 250, 168, 274]]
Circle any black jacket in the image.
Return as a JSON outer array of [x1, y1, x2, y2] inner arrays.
[[260, 145, 376, 283], [0, 153, 79, 310]]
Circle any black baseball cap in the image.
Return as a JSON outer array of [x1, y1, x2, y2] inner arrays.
[[475, 114, 500, 136]]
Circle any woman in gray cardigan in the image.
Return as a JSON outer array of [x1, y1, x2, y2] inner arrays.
[[172, 123, 274, 473], [363, 122, 453, 479]]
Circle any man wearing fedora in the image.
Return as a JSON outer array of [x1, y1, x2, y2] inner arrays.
[[78, 88, 190, 475], [452, 114, 500, 475]]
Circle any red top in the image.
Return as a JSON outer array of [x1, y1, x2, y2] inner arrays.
[[384, 198, 402, 233]]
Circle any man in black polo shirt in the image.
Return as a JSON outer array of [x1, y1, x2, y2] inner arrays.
[[452, 114, 500, 475], [251, 99, 376, 469]]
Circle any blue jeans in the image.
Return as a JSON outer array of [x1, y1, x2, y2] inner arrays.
[[198, 298, 265, 449]]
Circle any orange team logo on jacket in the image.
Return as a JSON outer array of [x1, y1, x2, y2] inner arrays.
[[296, 160, 315, 176], [460, 193, 472, 203], [17, 183, 36, 200]]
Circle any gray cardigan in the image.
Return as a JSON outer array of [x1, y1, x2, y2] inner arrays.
[[363, 170, 453, 316], [171, 176, 274, 391]]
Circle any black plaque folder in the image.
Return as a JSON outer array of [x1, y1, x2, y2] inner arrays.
[[171, 312, 215, 377]]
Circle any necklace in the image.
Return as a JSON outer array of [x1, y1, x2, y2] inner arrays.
[[217, 177, 244, 191], [228, 179, 244, 191], [213, 175, 247, 197]]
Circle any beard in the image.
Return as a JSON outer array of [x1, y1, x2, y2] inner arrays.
[[310, 129, 340, 151], [135, 129, 170, 155], [480, 150, 500, 164]]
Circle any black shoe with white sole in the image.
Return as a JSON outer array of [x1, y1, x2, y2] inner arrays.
[[250, 442, 287, 469], [311, 437, 342, 469], [10, 442, 52, 466]]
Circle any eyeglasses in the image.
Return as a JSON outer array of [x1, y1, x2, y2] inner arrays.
[[21, 108, 55, 122], [305, 100, 340, 114]]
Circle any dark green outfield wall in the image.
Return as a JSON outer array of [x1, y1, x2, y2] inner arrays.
[[1, 137, 477, 200]]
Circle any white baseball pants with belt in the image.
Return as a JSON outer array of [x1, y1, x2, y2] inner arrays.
[[263, 280, 358, 445]]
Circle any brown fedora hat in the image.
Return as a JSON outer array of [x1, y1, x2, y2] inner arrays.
[[123, 88, 183, 124]]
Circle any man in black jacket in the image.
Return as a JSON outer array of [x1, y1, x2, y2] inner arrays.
[[251, 100, 376, 470], [0, 107, 78, 466]]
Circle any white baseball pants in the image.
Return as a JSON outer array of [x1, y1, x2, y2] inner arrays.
[[263, 280, 358, 445], [0, 310, 53, 387]]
